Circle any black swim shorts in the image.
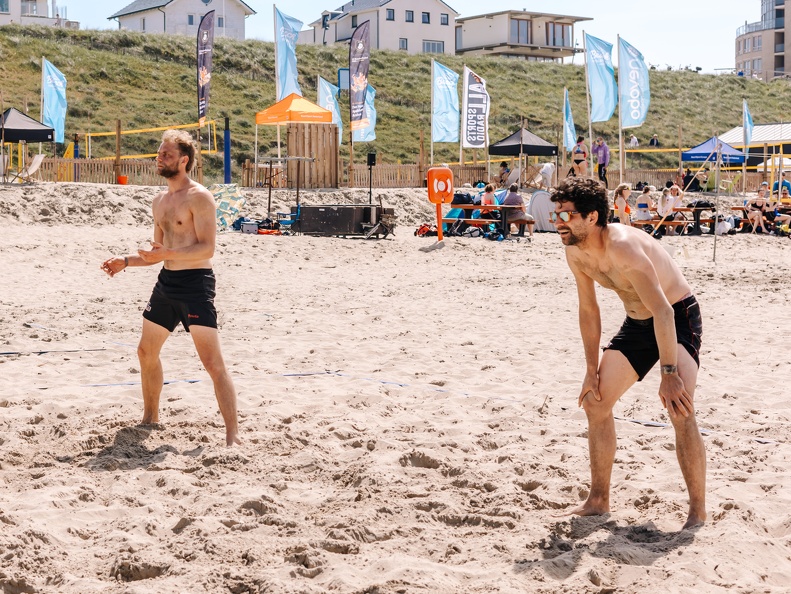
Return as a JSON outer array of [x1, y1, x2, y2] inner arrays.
[[143, 268, 217, 332], [603, 294, 702, 381]]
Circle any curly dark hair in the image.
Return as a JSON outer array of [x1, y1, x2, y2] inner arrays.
[[550, 177, 609, 228]]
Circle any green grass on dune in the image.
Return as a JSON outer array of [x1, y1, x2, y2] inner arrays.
[[1, 24, 789, 183]]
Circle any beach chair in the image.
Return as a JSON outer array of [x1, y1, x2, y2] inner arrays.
[[502, 166, 521, 188], [10, 153, 46, 184], [277, 205, 301, 234], [719, 172, 741, 195]]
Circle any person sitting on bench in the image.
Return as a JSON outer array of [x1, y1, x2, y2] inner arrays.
[[501, 183, 534, 238]]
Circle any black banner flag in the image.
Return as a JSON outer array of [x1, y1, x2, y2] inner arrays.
[[197, 11, 215, 126], [349, 21, 371, 133]]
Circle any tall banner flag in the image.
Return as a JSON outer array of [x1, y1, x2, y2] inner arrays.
[[353, 85, 377, 142], [349, 21, 371, 133], [743, 99, 754, 148], [41, 58, 67, 143], [585, 33, 617, 123], [274, 7, 303, 101], [432, 60, 459, 143], [318, 76, 343, 143], [618, 38, 650, 129], [563, 88, 576, 151], [461, 66, 489, 149], [197, 11, 215, 126]]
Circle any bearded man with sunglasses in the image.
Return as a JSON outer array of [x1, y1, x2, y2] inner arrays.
[[550, 177, 706, 530]]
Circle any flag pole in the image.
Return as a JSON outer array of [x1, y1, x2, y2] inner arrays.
[[561, 88, 567, 177], [273, 5, 280, 101], [742, 99, 747, 196], [582, 32, 594, 178], [430, 59, 434, 166], [40, 56, 46, 158], [617, 35, 624, 185]]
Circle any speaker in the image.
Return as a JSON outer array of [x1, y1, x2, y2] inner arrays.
[[367, 152, 376, 167]]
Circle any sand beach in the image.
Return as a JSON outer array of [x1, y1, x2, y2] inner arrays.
[[1, 182, 790, 593]]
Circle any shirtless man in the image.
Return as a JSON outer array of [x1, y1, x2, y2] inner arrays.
[[101, 129, 240, 446], [550, 177, 705, 529]]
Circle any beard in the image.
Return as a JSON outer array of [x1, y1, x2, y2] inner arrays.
[[558, 227, 585, 246], [158, 164, 180, 179]]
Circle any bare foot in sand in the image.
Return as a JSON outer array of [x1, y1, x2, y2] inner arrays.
[[226, 431, 242, 447], [682, 512, 706, 530], [554, 497, 609, 518]]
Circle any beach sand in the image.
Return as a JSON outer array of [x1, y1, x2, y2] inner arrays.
[[1, 182, 790, 593]]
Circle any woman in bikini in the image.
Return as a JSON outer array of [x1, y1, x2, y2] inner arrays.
[[572, 136, 589, 177]]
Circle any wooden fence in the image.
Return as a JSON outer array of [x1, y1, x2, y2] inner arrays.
[[618, 169, 764, 193], [38, 158, 197, 185]]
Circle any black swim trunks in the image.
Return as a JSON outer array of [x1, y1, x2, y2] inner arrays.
[[143, 268, 217, 332], [603, 294, 702, 381]]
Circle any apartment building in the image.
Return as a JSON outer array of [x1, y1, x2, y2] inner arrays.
[[455, 9, 590, 61], [108, 0, 255, 40], [298, 0, 458, 55], [736, 0, 789, 80], [0, 0, 77, 28]]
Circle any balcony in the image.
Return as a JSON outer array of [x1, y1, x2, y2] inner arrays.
[[777, 43, 785, 52], [737, 18, 784, 36]]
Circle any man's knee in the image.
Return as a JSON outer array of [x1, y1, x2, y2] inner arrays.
[[138, 341, 161, 364], [581, 395, 614, 421]]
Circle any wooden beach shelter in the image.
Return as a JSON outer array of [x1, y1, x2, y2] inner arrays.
[[253, 93, 337, 188]]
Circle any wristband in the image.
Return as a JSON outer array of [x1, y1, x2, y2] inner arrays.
[[661, 364, 678, 375]]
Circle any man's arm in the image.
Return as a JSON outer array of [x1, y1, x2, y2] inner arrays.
[[101, 196, 165, 277], [567, 251, 602, 406]]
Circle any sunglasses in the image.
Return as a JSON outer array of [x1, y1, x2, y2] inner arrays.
[[550, 210, 580, 223]]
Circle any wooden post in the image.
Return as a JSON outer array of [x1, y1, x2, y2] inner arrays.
[[114, 120, 121, 183]]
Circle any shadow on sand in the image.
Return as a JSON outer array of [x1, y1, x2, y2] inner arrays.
[[81, 424, 179, 471], [513, 514, 699, 582]]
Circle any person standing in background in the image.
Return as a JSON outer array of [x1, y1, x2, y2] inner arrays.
[[592, 137, 610, 189]]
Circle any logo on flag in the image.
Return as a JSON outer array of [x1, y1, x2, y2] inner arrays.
[[461, 66, 489, 149], [618, 38, 650, 129]]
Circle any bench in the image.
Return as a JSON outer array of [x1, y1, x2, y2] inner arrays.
[[444, 203, 534, 238]]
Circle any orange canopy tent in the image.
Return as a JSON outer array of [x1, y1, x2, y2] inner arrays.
[[254, 93, 333, 162], [254, 93, 332, 125]]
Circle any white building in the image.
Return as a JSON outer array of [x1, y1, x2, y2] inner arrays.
[[455, 10, 590, 62], [108, 0, 255, 41], [298, 0, 458, 55], [0, 0, 78, 28]]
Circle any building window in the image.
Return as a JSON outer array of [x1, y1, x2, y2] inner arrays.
[[405, 10, 414, 23], [352, 15, 357, 28], [188, 14, 195, 25], [386, 8, 394, 21], [546, 22, 572, 47], [217, 16, 224, 28], [510, 18, 531, 44], [0, 0, 9, 12], [455, 26, 462, 50], [141, 17, 146, 31], [422, 12, 430, 24], [754, 35, 762, 49], [422, 40, 444, 53], [441, 13, 448, 26], [754, 58, 762, 72], [21, 0, 37, 15], [399, 38, 408, 50], [745, 37, 751, 52]]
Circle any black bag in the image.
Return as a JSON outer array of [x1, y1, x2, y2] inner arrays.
[[451, 192, 474, 205]]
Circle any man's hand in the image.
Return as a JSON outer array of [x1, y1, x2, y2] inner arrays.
[[100, 257, 125, 278], [578, 371, 601, 407], [659, 373, 693, 418], [138, 241, 168, 264]]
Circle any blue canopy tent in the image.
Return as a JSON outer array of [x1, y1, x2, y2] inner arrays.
[[682, 136, 745, 164], [681, 136, 745, 264]]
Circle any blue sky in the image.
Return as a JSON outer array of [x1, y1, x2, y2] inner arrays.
[[64, 0, 757, 73]]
